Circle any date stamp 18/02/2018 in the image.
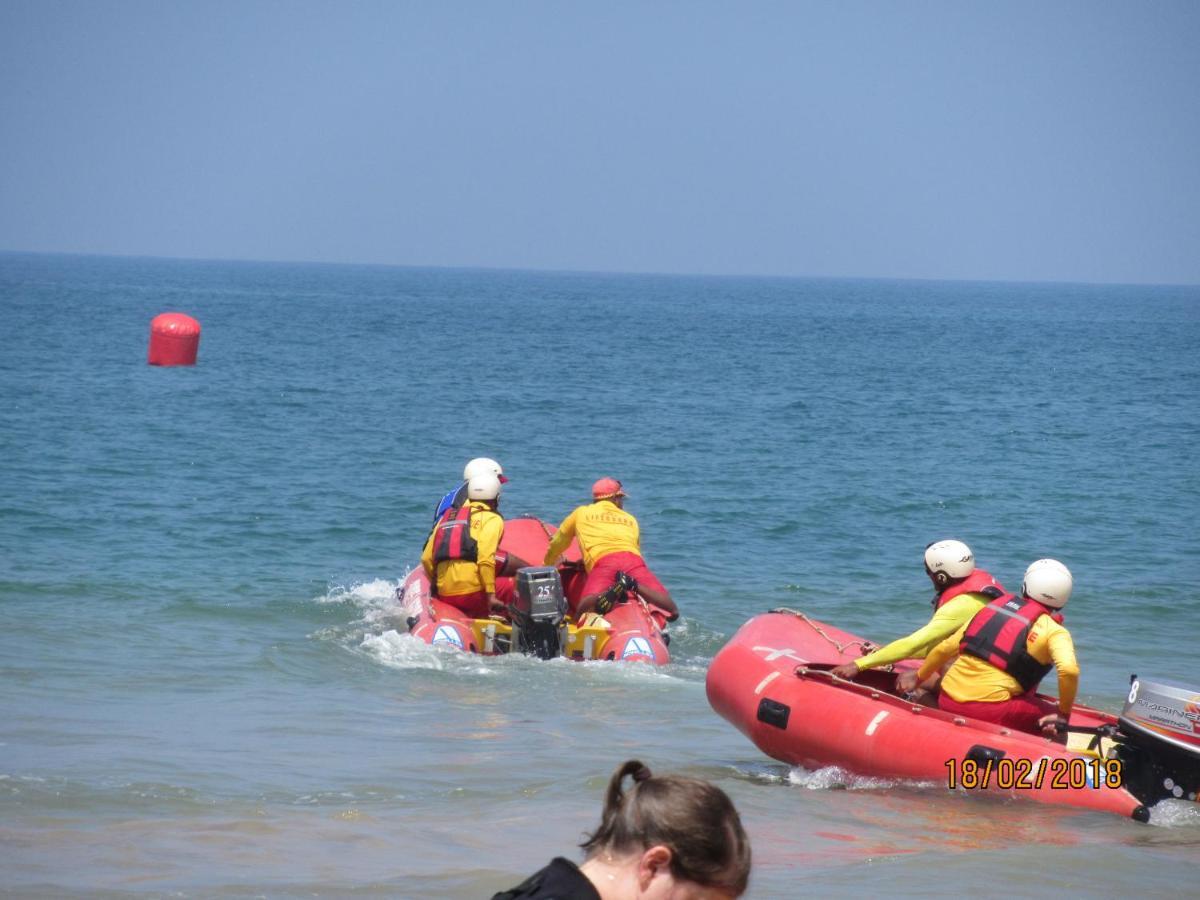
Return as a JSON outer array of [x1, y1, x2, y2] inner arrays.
[[945, 756, 1124, 790]]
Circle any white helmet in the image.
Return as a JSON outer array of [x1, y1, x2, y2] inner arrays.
[[924, 540, 975, 581], [1022, 559, 1072, 609], [464, 457, 504, 482], [466, 472, 502, 502]]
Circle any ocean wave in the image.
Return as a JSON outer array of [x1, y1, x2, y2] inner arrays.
[[316, 576, 406, 609], [0, 773, 218, 813], [314, 576, 407, 632]]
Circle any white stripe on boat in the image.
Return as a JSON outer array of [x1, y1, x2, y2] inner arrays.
[[754, 672, 781, 694]]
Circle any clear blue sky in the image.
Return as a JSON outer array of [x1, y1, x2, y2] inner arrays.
[[2, 1, 1197, 283]]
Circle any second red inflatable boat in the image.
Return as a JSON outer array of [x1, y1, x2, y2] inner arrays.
[[706, 609, 1200, 821]]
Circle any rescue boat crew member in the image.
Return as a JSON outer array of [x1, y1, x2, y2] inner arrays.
[[831, 539, 1006, 683], [422, 473, 515, 618], [433, 457, 507, 522], [898, 558, 1078, 739], [544, 478, 679, 621]]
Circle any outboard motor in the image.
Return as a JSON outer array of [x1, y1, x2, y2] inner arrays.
[[512, 567, 568, 660], [1113, 677, 1200, 806]]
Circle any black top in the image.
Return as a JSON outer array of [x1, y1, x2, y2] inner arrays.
[[491, 857, 601, 900]]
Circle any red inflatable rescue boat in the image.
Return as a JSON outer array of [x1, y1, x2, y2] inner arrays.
[[398, 516, 671, 665], [708, 609, 1200, 820]]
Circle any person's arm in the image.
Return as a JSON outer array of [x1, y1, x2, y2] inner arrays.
[[543, 510, 578, 565], [853, 595, 980, 671], [421, 527, 437, 579], [1035, 624, 1080, 741], [1047, 627, 1079, 717], [915, 623, 967, 682], [475, 513, 503, 597]]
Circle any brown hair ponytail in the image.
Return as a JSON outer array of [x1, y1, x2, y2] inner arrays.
[[581, 759, 751, 895]]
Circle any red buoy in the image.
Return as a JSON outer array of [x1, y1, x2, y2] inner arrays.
[[148, 312, 201, 366]]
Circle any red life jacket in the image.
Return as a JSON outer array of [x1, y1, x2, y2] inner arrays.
[[430, 505, 479, 597], [932, 568, 1006, 610], [959, 595, 1058, 692]]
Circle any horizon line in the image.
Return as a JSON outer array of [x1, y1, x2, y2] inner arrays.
[[1, 246, 1197, 291]]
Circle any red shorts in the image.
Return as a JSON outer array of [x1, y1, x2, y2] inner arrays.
[[582, 551, 666, 598], [938, 690, 1058, 734], [438, 578, 515, 618]]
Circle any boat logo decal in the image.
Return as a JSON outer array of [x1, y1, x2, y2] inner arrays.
[[752, 645, 809, 664], [622, 637, 653, 659], [433, 624, 464, 649], [865, 711, 889, 735]]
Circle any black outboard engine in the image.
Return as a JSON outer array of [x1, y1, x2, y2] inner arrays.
[[512, 567, 568, 660], [1113, 677, 1200, 806]]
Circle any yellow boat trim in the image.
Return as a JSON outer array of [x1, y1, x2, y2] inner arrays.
[[467, 615, 615, 660]]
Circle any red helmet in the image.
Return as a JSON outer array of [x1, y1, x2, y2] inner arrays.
[[592, 477, 627, 500]]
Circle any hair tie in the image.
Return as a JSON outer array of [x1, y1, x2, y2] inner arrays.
[[633, 765, 653, 783]]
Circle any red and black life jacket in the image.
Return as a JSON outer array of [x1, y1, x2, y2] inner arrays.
[[430, 505, 479, 596], [932, 568, 1006, 610], [432, 504, 479, 564], [959, 595, 1057, 692]]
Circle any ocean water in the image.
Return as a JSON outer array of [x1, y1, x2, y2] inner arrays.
[[1, 251, 1198, 897]]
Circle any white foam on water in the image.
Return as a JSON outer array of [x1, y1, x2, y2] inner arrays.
[[0, 774, 46, 784], [733, 761, 1199, 827], [317, 574, 704, 683], [360, 628, 446, 671], [787, 764, 935, 792], [316, 576, 407, 626], [359, 628, 498, 676], [1147, 798, 1200, 828], [357, 628, 700, 686]]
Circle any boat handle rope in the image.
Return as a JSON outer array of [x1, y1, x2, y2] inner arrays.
[[769, 607, 879, 658]]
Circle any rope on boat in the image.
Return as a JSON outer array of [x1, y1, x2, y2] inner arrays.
[[768, 607, 879, 658]]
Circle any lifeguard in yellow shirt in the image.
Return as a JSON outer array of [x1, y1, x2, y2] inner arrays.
[[898, 558, 1079, 740], [544, 478, 679, 621], [831, 539, 1007, 684], [421, 473, 514, 619]]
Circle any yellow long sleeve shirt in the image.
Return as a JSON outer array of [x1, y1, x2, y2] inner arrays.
[[544, 500, 640, 571], [917, 613, 1079, 716], [853, 593, 989, 671], [421, 501, 504, 597]]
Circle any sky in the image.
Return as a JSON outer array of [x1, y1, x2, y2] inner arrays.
[[1, 1, 1198, 284]]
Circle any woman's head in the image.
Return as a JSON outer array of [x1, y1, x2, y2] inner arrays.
[[581, 760, 751, 899]]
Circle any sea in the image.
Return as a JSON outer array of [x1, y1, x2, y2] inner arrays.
[[2, 251, 1198, 898]]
